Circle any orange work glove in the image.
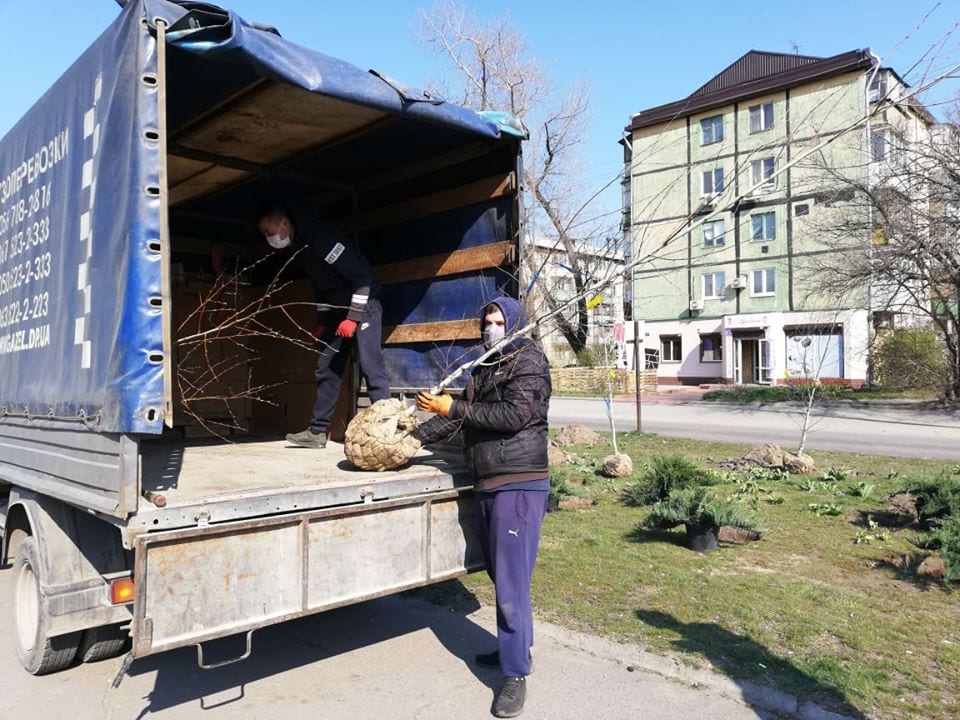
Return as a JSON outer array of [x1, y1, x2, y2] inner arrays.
[[336, 318, 358, 338], [417, 391, 453, 417]]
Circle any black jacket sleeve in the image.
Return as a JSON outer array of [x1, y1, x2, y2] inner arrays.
[[412, 414, 462, 446], [309, 226, 375, 321], [448, 346, 550, 433]]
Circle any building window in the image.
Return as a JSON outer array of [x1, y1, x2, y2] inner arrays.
[[872, 310, 895, 330], [700, 334, 722, 362], [749, 102, 774, 133], [751, 268, 776, 296], [750, 157, 777, 192], [703, 219, 725, 247], [871, 127, 901, 162], [661, 335, 682, 363], [871, 129, 886, 161], [750, 212, 776, 241], [702, 271, 726, 299], [702, 168, 724, 197], [868, 71, 888, 103], [700, 115, 723, 145]]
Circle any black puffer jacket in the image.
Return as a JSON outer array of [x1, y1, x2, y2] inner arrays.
[[416, 296, 551, 488]]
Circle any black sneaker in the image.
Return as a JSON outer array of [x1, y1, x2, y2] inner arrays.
[[285, 429, 327, 448], [475, 650, 533, 673], [492, 676, 526, 718]]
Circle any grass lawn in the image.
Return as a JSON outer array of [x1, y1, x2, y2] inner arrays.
[[702, 386, 938, 403], [448, 433, 960, 720]]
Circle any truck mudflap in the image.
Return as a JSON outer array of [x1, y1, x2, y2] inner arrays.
[[130, 489, 481, 658]]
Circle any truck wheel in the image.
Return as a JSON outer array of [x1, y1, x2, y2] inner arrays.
[[12, 536, 81, 674], [79, 624, 129, 663]]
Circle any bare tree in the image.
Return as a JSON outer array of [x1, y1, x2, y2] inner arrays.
[[795, 105, 960, 404], [782, 310, 855, 455], [173, 251, 328, 436], [415, 1, 619, 356]]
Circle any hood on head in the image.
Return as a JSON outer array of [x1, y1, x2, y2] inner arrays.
[[481, 296, 528, 352], [484, 296, 525, 332]]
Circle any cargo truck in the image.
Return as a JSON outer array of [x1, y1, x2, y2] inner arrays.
[[0, 0, 524, 675]]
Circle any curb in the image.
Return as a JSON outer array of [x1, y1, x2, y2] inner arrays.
[[699, 397, 950, 411], [473, 607, 863, 720]]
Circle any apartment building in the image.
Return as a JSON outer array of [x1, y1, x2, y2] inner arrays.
[[522, 236, 625, 367], [622, 49, 934, 386]]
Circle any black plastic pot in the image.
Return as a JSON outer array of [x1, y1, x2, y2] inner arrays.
[[685, 523, 719, 553]]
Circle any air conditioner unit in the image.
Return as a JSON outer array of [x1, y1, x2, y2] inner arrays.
[[689, 299, 704, 312], [729, 276, 748, 290]]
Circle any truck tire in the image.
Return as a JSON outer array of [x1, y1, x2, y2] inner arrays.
[[12, 536, 81, 674], [79, 624, 129, 663]]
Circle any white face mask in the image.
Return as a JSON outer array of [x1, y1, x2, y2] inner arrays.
[[266, 233, 291, 250], [483, 323, 506, 349]]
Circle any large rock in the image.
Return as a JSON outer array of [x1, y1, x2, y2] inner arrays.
[[600, 452, 634, 478], [556, 423, 602, 447], [783, 451, 816, 475]]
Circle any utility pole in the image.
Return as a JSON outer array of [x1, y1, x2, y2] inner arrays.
[[633, 319, 642, 433]]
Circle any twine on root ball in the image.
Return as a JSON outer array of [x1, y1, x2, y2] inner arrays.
[[344, 398, 422, 471]]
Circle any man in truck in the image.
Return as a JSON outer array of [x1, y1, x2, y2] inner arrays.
[[256, 201, 392, 448], [413, 296, 551, 718]]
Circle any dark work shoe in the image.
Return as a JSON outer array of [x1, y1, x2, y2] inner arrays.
[[285, 429, 327, 448], [492, 676, 526, 718], [475, 650, 534, 673]]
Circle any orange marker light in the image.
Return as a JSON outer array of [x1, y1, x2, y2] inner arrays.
[[110, 577, 135, 605]]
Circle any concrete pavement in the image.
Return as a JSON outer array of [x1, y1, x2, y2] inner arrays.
[[550, 396, 960, 460], [0, 575, 778, 720]]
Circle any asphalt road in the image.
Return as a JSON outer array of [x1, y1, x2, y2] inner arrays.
[[549, 397, 960, 460], [0, 573, 774, 720]]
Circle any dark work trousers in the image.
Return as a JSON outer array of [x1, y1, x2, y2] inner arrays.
[[310, 298, 392, 433], [477, 487, 549, 679]]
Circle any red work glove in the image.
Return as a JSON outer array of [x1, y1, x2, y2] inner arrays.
[[336, 319, 358, 338], [311, 324, 327, 340], [417, 391, 453, 417]]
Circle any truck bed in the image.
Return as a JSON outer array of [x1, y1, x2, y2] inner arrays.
[[133, 438, 472, 533]]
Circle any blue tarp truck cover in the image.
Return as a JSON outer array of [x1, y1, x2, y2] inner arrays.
[[0, 0, 524, 435]]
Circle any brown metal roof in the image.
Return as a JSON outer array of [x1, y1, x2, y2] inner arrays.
[[626, 49, 875, 132], [691, 50, 826, 97]]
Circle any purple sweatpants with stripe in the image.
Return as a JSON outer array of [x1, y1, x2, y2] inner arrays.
[[478, 487, 549, 678]]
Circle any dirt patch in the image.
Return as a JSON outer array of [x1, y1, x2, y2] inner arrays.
[[718, 444, 814, 474], [556, 423, 603, 446], [718, 526, 763, 544], [548, 442, 572, 467], [558, 497, 599, 510], [850, 509, 916, 529], [744, 443, 786, 467], [888, 492, 919, 522], [849, 493, 919, 529]]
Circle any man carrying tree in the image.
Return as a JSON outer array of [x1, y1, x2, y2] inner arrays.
[[256, 200, 391, 448]]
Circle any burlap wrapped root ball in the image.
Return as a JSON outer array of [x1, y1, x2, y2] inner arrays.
[[344, 398, 422, 471]]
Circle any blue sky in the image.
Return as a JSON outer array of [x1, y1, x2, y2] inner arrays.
[[1, 0, 957, 220]]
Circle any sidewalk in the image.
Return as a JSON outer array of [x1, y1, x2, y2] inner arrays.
[[612, 386, 709, 404], [0, 587, 782, 720], [608, 387, 955, 412]]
